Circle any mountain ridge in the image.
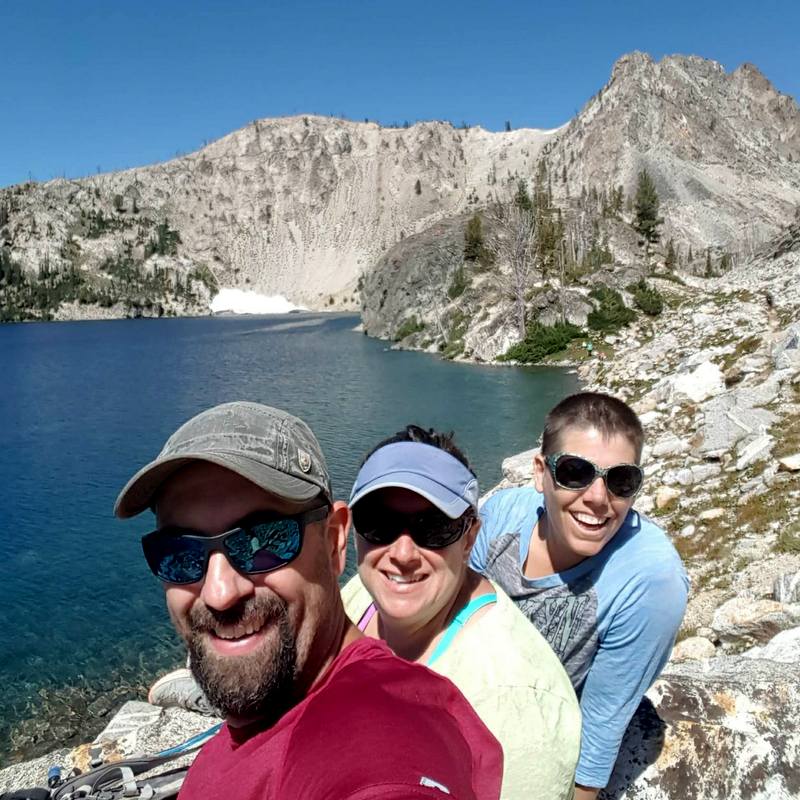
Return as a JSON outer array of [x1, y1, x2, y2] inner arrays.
[[1, 52, 798, 321]]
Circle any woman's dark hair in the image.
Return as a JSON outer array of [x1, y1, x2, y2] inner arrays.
[[363, 424, 474, 474], [541, 392, 645, 461]]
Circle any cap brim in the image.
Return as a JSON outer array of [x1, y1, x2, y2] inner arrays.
[[114, 451, 324, 519], [349, 470, 470, 519]]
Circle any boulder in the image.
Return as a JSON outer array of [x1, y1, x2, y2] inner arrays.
[[651, 435, 690, 458], [670, 637, 716, 663], [690, 463, 721, 482], [735, 434, 774, 471], [658, 361, 726, 405], [778, 453, 800, 472], [501, 448, 537, 485], [603, 656, 800, 799], [711, 597, 800, 647], [772, 323, 800, 370], [694, 393, 777, 457], [698, 508, 724, 521], [655, 486, 681, 509], [743, 626, 800, 664]]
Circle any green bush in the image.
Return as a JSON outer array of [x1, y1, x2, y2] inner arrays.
[[587, 287, 636, 333], [394, 315, 425, 341], [627, 279, 664, 316], [499, 321, 584, 363]]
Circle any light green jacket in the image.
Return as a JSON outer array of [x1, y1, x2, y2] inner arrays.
[[342, 575, 581, 800]]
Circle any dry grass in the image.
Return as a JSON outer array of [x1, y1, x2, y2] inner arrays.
[[777, 525, 800, 554], [720, 335, 762, 371], [772, 412, 800, 459]]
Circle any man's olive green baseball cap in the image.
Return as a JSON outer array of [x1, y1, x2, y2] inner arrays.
[[114, 401, 332, 518]]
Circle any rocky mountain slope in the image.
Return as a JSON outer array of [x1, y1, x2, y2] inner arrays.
[[361, 53, 800, 361], [3, 52, 798, 323], [0, 117, 555, 316], [544, 52, 800, 257]]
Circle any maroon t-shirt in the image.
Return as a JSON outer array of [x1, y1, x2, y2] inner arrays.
[[179, 637, 502, 799]]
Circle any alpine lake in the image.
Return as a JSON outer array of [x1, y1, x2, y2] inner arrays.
[[0, 312, 578, 764]]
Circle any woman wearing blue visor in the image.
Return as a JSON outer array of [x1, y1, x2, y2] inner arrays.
[[342, 425, 581, 800]]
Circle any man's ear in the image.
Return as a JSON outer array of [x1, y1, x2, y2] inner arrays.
[[533, 452, 547, 493], [325, 501, 351, 576]]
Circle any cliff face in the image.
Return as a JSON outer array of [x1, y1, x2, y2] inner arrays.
[[544, 52, 800, 252], [0, 118, 555, 311], [361, 53, 800, 360]]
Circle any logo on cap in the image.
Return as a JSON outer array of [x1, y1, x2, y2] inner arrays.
[[298, 449, 312, 473]]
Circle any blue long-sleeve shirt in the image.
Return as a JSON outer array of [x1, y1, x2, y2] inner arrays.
[[470, 487, 689, 788]]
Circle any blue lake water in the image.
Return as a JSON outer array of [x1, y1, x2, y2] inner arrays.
[[0, 313, 578, 763]]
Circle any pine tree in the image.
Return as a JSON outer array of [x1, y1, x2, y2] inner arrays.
[[414, 179, 422, 195], [464, 215, 484, 262], [688, 245, 694, 263], [705, 248, 713, 277], [504, 121, 512, 132], [514, 180, 533, 212], [633, 170, 663, 245]]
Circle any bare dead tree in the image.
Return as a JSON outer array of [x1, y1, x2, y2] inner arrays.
[[486, 199, 538, 339]]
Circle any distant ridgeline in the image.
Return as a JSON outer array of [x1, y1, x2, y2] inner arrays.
[[1, 52, 799, 335]]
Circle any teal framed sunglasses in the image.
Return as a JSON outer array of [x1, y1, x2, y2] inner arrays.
[[544, 452, 643, 498]]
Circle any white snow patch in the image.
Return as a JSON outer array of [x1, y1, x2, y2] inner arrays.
[[210, 289, 305, 315]]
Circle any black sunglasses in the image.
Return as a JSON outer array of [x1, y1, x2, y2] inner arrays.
[[352, 500, 473, 550], [141, 506, 330, 584], [544, 452, 644, 499]]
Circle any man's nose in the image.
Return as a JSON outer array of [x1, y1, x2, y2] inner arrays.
[[200, 551, 255, 610]]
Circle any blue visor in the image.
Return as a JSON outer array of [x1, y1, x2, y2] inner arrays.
[[349, 442, 479, 519]]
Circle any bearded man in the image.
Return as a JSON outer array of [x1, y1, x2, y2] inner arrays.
[[115, 401, 502, 800]]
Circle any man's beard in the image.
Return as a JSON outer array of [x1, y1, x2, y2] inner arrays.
[[186, 594, 298, 722]]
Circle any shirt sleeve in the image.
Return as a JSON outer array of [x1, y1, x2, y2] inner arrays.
[[574, 566, 688, 788], [471, 490, 509, 572]]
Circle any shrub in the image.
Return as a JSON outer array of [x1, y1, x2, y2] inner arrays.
[[587, 287, 636, 333], [627, 279, 664, 316], [499, 321, 584, 363], [394, 315, 425, 341]]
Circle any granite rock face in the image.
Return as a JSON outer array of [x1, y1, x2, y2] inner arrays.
[[603, 652, 800, 800]]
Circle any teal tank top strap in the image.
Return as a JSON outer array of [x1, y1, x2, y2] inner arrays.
[[426, 593, 497, 667]]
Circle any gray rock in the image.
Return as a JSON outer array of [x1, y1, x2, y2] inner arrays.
[[743, 626, 800, 664], [651, 435, 690, 458], [774, 570, 800, 604], [690, 463, 721, 482], [778, 453, 800, 472], [500, 448, 537, 485], [711, 597, 800, 647], [670, 637, 716, 663], [735, 434, 774, 471], [694, 393, 777, 457], [655, 361, 726, 405], [773, 323, 800, 370], [603, 655, 800, 799]]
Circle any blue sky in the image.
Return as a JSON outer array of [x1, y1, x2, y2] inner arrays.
[[2, 0, 798, 188]]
